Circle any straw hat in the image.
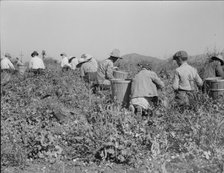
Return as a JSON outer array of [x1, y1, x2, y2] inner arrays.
[[211, 55, 224, 65], [5, 53, 12, 59], [110, 49, 121, 58], [78, 54, 93, 63]]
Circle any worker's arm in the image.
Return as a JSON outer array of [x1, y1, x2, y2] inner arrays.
[[17, 61, 23, 66], [65, 58, 71, 67], [151, 72, 165, 89], [106, 61, 114, 80], [194, 71, 203, 87], [8, 60, 15, 70], [80, 65, 85, 77], [172, 70, 179, 90], [215, 64, 224, 78], [29, 60, 33, 69], [61, 60, 64, 68], [41, 60, 46, 69]]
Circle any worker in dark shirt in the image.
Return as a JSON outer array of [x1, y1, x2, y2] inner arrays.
[[200, 54, 224, 80]]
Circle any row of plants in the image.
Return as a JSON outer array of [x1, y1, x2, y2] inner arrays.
[[1, 62, 224, 172]]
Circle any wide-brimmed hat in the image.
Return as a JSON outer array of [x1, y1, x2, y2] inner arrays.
[[173, 50, 188, 60], [109, 49, 122, 59], [31, 51, 39, 57], [60, 52, 67, 57], [78, 54, 93, 63], [211, 55, 224, 65], [68, 56, 76, 63], [5, 53, 12, 59]]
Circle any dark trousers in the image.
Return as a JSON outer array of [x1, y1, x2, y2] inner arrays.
[[29, 69, 45, 75], [174, 89, 194, 106], [62, 66, 71, 72], [83, 72, 111, 94]]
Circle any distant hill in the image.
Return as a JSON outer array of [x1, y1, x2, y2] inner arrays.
[[114, 53, 210, 79], [115, 53, 164, 78]]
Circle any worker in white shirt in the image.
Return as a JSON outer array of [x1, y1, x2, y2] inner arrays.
[[60, 53, 71, 72], [68, 56, 79, 70], [1, 53, 15, 72], [29, 51, 45, 75]]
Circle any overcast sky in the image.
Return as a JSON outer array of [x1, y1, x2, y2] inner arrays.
[[1, 1, 224, 62]]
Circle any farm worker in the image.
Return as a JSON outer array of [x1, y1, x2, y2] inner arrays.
[[60, 53, 71, 71], [129, 63, 165, 117], [1, 53, 15, 72], [68, 56, 79, 70], [29, 51, 46, 74], [15, 57, 26, 75], [97, 49, 122, 86], [200, 54, 224, 80], [15, 57, 24, 67], [78, 54, 98, 82], [172, 50, 203, 105]]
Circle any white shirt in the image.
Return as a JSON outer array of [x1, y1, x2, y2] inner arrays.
[[70, 58, 79, 70], [173, 62, 203, 91], [1, 57, 15, 70], [29, 56, 45, 69], [61, 57, 71, 68]]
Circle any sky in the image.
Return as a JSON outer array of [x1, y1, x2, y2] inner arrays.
[[1, 1, 224, 62]]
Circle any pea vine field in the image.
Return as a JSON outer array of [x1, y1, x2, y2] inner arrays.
[[1, 61, 224, 173]]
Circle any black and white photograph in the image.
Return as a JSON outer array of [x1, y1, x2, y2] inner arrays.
[[1, 1, 224, 172]]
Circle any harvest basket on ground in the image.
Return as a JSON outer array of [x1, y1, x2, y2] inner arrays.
[[204, 77, 224, 99], [111, 79, 132, 108], [113, 70, 128, 80]]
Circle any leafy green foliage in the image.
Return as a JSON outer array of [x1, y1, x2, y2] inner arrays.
[[1, 61, 224, 172]]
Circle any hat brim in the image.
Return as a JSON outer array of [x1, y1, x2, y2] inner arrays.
[[76, 61, 86, 68], [211, 56, 224, 65], [110, 56, 122, 59], [79, 57, 92, 63]]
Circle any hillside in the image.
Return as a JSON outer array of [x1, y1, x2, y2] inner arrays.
[[115, 53, 164, 78], [114, 53, 210, 79], [118, 53, 163, 69]]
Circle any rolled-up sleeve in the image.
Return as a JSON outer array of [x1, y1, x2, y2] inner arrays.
[[172, 70, 179, 90], [194, 72, 203, 87], [151, 72, 165, 89], [29, 60, 33, 69]]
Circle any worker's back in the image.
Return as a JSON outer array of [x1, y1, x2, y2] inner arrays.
[[200, 61, 224, 80]]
